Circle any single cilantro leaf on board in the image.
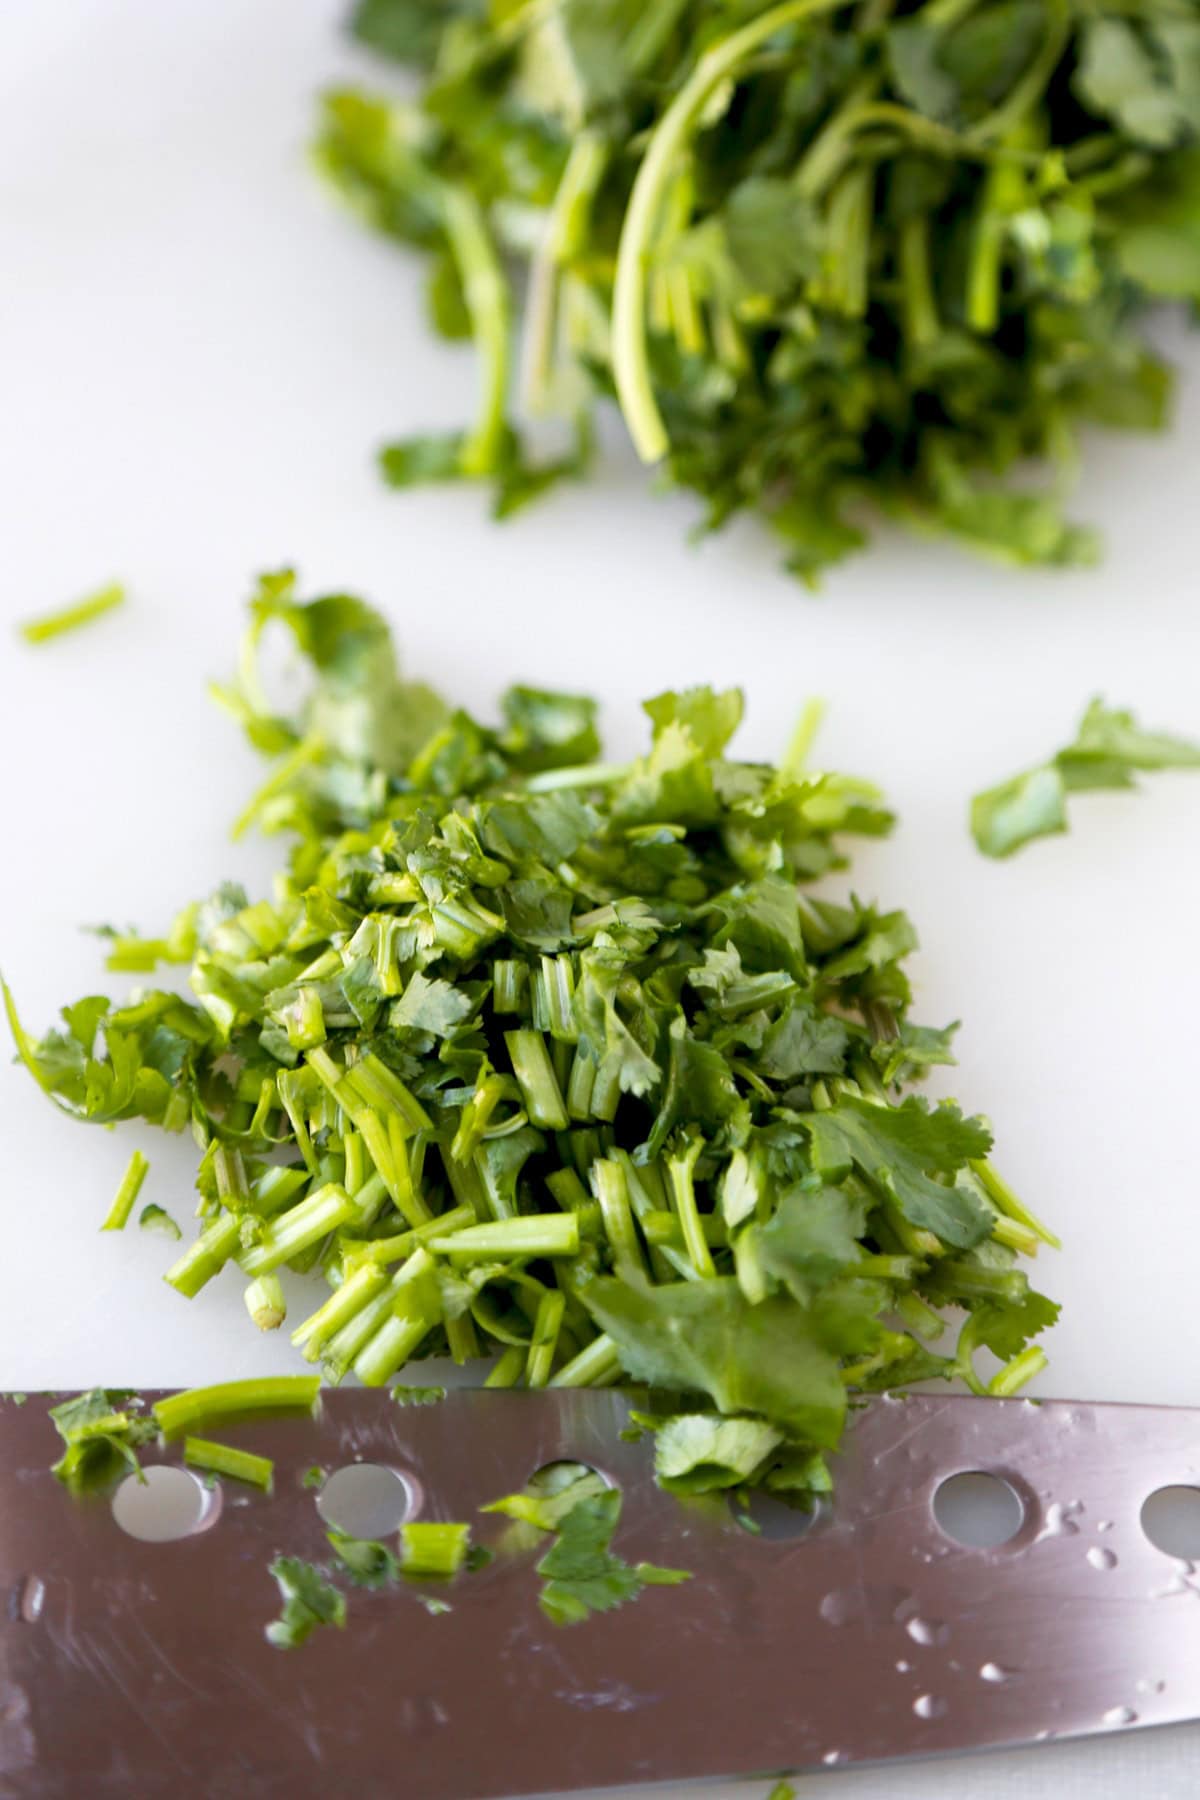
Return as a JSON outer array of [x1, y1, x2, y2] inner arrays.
[[972, 698, 1200, 857]]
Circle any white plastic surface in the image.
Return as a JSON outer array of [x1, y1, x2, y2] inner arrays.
[[1, 3, 1199, 1794]]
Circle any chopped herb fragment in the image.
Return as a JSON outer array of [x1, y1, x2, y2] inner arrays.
[[153, 1376, 320, 1440], [138, 1203, 181, 1241], [19, 581, 125, 645], [183, 1437, 274, 1491], [265, 1556, 346, 1649], [49, 1388, 156, 1494], [398, 1521, 472, 1579], [102, 1151, 149, 1232]]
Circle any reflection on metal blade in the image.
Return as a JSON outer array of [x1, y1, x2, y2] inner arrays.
[[1, 1390, 1198, 1798]]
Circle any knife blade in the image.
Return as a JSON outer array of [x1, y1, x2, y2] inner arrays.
[[2, 1388, 1198, 1799]]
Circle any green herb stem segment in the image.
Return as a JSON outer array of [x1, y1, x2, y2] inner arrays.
[[19, 582, 125, 645], [613, 0, 845, 463], [244, 1273, 287, 1331], [153, 1376, 321, 1441], [399, 1521, 472, 1578], [102, 1150, 150, 1231], [183, 1435, 275, 1491]]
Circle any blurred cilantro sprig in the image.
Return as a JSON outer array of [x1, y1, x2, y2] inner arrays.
[[315, 0, 1200, 580]]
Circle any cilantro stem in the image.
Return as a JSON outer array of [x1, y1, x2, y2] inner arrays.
[[291, 1264, 388, 1355], [340, 1204, 475, 1272], [429, 1214, 580, 1258], [19, 581, 125, 645], [439, 184, 511, 476], [896, 1292, 946, 1340], [244, 1273, 287, 1330], [231, 734, 326, 840], [153, 1375, 320, 1440], [989, 1346, 1047, 1396], [549, 1332, 621, 1388], [593, 1158, 649, 1281], [970, 1157, 1061, 1250], [899, 215, 939, 348], [184, 1436, 274, 1491], [522, 131, 608, 414], [354, 1248, 441, 1385], [102, 1150, 150, 1232], [522, 761, 630, 793], [164, 1211, 241, 1298], [613, 0, 859, 462], [399, 1522, 471, 1578], [240, 1183, 357, 1277], [666, 1138, 716, 1278], [525, 1289, 566, 1387], [505, 1030, 570, 1130], [322, 1281, 402, 1379], [486, 1343, 527, 1387]]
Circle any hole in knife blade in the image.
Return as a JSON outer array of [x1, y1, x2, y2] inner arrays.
[[316, 1463, 417, 1538], [111, 1466, 218, 1542], [728, 1490, 819, 1541], [1141, 1486, 1200, 1561], [933, 1471, 1024, 1549]]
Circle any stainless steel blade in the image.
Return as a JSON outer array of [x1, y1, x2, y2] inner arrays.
[[2, 1389, 1198, 1798]]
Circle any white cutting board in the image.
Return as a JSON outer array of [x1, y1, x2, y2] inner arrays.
[[2, 3, 1199, 1795]]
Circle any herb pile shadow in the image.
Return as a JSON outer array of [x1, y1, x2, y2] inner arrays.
[[8, 573, 1058, 1504], [316, 0, 1200, 579]]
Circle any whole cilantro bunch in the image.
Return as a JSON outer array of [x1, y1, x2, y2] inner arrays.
[[8, 575, 1058, 1501], [316, 0, 1200, 579]]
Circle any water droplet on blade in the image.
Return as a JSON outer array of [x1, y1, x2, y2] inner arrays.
[[1037, 1500, 1084, 1541], [896, 1660, 911, 1673], [979, 1662, 1014, 1684], [913, 1694, 948, 1721], [906, 1616, 950, 1648], [13, 1577, 44, 1625], [1097, 1519, 1113, 1533], [1087, 1546, 1118, 1571], [1135, 1678, 1166, 1696], [1103, 1706, 1137, 1727], [822, 1750, 846, 1766]]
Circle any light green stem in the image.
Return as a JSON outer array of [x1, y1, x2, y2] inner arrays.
[[612, 0, 847, 461]]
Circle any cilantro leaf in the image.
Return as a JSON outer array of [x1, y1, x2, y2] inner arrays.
[[654, 1414, 785, 1495], [973, 698, 1200, 857], [535, 1488, 690, 1626], [803, 1095, 993, 1249], [581, 1276, 848, 1447], [265, 1557, 347, 1648]]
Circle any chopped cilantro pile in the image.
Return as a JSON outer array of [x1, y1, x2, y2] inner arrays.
[[9, 573, 1057, 1498], [316, 0, 1200, 578]]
